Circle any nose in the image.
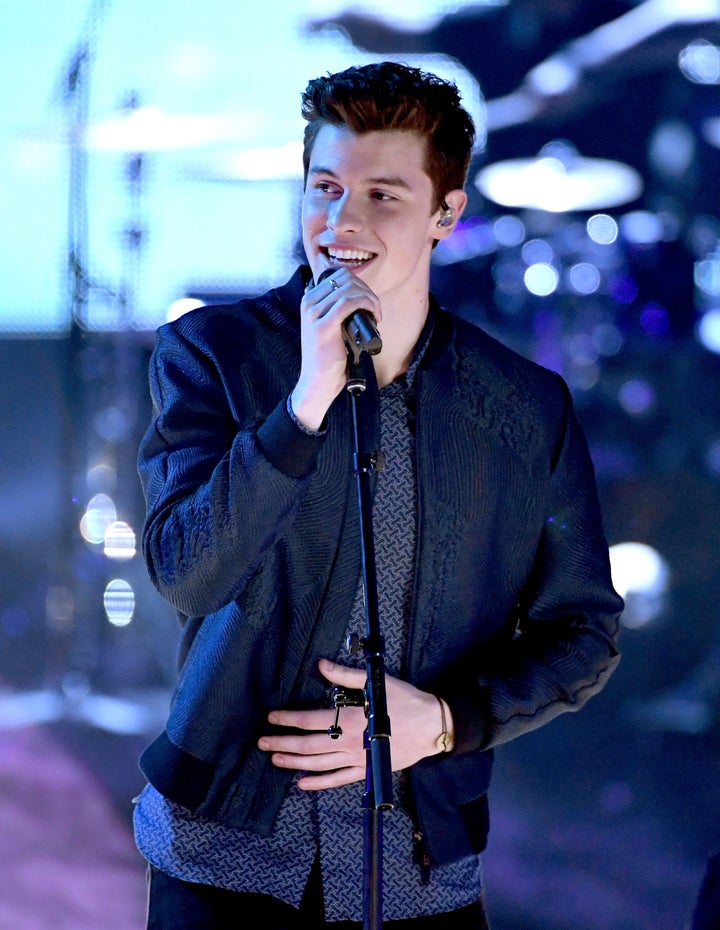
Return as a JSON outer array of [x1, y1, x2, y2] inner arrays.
[[327, 193, 364, 233]]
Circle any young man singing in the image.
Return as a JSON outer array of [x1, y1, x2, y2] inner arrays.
[[134, 61, 622, 928]]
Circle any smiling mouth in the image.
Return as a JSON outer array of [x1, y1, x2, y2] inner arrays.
[[323, 247, 376, 268]]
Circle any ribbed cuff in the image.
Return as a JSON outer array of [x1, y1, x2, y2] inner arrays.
[[256, 395, 325, 479], [440, 684, 492, 755]]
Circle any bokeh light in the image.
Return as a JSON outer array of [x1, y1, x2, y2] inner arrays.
[[679, 38, 720, 85], [104, 521, 137, 560], [103, 579, 135, 627], [697, 309, 720, 354], [80, 494, 117, 545], [524, 262, 559, 297], [587, 213, 619, 245], [618, 378, 656, 416], [609, 542, 670, 630]]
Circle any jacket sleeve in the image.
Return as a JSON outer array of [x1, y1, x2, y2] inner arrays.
[[138, 322, 324, 618], [440, 379, 623, 752]]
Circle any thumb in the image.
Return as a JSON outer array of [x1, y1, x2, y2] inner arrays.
[[318, 658, 367, 687]]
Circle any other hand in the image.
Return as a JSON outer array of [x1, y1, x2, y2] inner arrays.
[[257, 658, 448, 791]]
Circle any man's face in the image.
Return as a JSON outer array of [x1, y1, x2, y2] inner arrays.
[[302, 125, 442, 304]]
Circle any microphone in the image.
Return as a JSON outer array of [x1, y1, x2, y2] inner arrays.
[[317, 268, 382, 359]]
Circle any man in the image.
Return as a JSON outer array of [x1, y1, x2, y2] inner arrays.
[[134, 62, 622, 928]]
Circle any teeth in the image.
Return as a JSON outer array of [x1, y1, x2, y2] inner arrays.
[[329, 248, 373, 261]]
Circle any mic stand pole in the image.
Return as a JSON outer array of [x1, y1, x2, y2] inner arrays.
[[345, 348, 393, 930]]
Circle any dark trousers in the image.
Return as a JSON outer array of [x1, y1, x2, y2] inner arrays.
[[146, 860, 491, 929]]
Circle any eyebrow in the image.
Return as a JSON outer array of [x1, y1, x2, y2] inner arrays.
[[308, 166, 412, 190]]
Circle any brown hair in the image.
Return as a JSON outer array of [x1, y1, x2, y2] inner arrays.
[[301, 61, 476, 211]]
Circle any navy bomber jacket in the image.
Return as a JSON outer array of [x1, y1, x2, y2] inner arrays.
[[137, 266, 622, 867]]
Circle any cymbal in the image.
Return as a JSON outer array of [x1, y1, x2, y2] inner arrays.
[[188, 141, 305, 182], [19, 106, 251, 153], [475, 152, 643, 212], [83, 106, 246, 152]]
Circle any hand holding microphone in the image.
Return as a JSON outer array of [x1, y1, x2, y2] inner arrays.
[[292, 268, 382, 429], [317, 268, 382, 361]]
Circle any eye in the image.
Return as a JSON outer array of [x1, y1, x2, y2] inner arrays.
[[371, 190, 394, 202], [315, 180, 339, 196]]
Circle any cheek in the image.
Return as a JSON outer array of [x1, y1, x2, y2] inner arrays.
[[301, 203, 324, 243]]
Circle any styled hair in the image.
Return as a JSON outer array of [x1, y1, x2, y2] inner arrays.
[[301, 61, 476, 210]]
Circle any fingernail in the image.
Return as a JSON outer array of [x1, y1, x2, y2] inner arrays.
[[258, 738, 269, 750]]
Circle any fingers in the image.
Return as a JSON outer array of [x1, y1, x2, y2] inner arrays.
[[265, 706, 335, 731], [265, 732, 366, 790], [261, 705, 366, 751], [259, 730, 334, 754], [259, 704, 366, 749], [303, 268, 382, 325], [259, 682, 368, 785], [296, 767, 366, 791], [258, 715, 366, 787], [267, 745, 358, 773]]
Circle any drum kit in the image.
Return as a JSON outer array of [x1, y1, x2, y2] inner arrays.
[[31, 101, 650, 203], [15, 0, 719, 313]]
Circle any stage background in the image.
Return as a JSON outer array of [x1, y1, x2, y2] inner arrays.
[[1, 2, 719, 927]]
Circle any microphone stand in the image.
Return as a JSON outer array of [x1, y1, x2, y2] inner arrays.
[[344, 337, 393, 930]]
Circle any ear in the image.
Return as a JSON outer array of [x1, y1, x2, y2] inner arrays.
[[433, 189, 467, 241]]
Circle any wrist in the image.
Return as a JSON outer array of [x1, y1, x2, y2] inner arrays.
[[289, 384, 332, 432], [286, 394, 326, 436]]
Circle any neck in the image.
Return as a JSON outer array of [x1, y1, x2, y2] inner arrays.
[[372, 291, 429, 388]]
